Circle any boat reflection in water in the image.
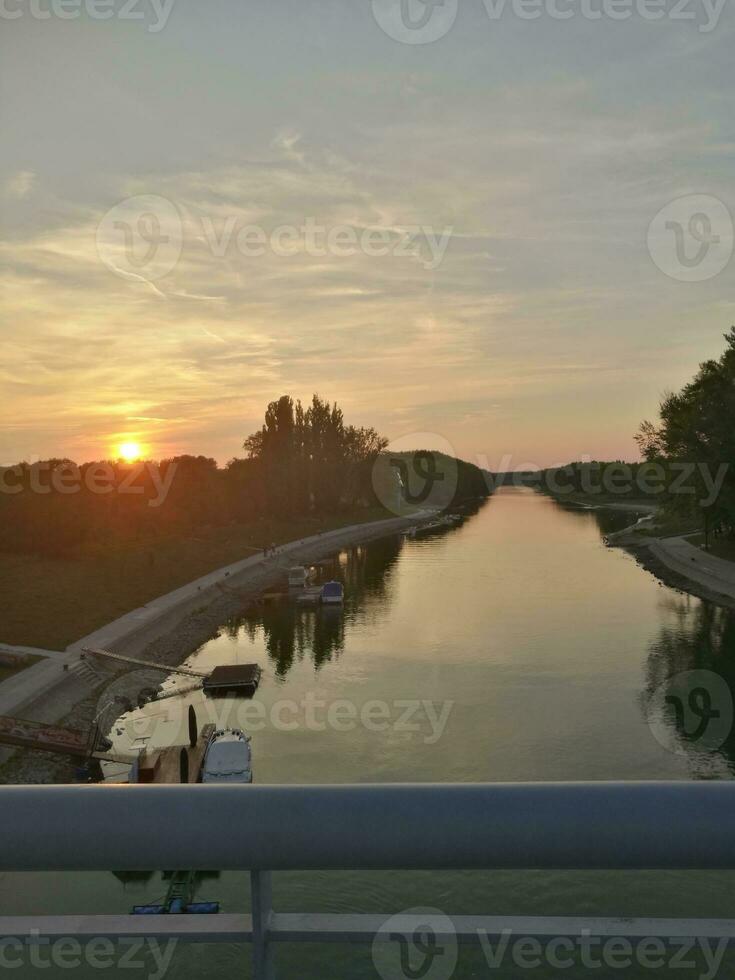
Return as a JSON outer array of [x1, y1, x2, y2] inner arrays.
[[227, 502, 481, 678]]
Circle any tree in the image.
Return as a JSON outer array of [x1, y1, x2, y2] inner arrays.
[[243, 394, 387, 516], [636, 327, 735, 546]]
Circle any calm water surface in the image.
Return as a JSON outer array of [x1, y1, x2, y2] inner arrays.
[[6, 487, 735, 978]]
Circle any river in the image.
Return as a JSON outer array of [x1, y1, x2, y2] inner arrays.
[[5, 486, 735, 978]]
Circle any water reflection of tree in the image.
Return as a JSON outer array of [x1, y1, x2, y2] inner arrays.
[[342, 534, 403, 607], [642, 596, 735, 772], [592, 508, 648, 537], [546, 498, 644, 538], [222, 534, 405, 677]]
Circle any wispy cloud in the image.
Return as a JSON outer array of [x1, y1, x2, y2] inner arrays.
[[4, 170, 36, 200], [2, 6, 732, 465]]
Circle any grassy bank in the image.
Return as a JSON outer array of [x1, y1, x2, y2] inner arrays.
[[0, 507, 392, 650]]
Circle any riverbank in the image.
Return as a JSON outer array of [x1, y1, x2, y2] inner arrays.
[[0, 508, 436, 783], [543, 489, 735, 609], [542, 489, 659, 514], [624, 536, 735, 611], [0, 508, 404, 651]]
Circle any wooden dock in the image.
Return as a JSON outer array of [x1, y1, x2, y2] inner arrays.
[[203, 664, 261, 697], [81, 647, 207, 678]]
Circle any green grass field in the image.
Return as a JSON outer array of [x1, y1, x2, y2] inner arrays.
[[0, 508, 390, 651]]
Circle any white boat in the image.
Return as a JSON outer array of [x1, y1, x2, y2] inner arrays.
[[201, 729, 252, 784], [288, 565, 309, 588], [320, 580, 344, 604]]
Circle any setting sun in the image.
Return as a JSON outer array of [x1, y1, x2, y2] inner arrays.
[[118, 441, 142, 463]]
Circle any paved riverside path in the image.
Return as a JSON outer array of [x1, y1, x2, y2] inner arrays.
[[648, 535, 735, 602], [66, 511, 430, 656], [0, 645, 72, 721], [0, 656, 72, 719], [0, 644, 63, 661], [0, 511, 430, 722]]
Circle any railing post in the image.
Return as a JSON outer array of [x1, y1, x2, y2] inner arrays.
[[251, 870, 275, 980]]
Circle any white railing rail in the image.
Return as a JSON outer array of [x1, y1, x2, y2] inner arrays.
[[1, 782, 734, 979]]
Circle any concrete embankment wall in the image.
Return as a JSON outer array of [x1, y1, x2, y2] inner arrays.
[[68, 511, 426, 660], [0, 512, 428, 740], [0, 512, 430, 782]]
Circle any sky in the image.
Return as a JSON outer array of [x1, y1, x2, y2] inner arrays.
[[2, 0, 734, 470]]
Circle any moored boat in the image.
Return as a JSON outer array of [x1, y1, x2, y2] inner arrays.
[[320, 580, 344, 604], [200, 728, 252, 784]]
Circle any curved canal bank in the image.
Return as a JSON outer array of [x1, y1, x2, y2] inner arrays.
[[542, 490, 735, 611], [0, 508, 435, 781]]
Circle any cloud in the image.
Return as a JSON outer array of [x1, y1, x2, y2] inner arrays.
[[4, 170, 36, 200], [2, 24, 733, 466]]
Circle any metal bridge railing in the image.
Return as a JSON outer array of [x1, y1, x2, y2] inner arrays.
[[1, 782, 735, 979]]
